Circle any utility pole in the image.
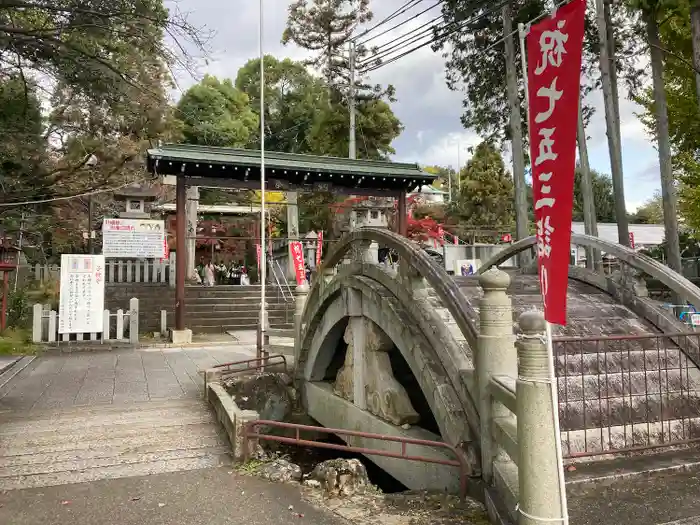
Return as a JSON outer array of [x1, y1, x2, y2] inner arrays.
[[595, 0, 629, 246], [503, 3, 529, 266], [349, 41, 357, 160]]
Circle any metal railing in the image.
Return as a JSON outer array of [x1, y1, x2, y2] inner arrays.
[[272, 259, 293, 302], [242, 419, 468, 498], [211, 354, 288, 376], [553, 331, 700, 458]]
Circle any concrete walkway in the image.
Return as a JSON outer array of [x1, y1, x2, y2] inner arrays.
[[0, 467, 348, 525], [0, 341, 347, 525]]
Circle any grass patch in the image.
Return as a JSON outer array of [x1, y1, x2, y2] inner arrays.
[[0, 328, 39, 355]]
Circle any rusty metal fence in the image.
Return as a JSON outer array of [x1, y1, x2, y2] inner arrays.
[[243, 419, 468, 498], [552, 332, 700, 458]]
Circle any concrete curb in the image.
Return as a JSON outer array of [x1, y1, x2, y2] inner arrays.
[[566, 459, 700, 487], [205, 378, 260, 461], [0, 356, 35, 392]]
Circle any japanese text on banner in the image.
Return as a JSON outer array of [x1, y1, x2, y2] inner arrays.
[[290, 241, 306, 286], [526, 0, 586, 325]]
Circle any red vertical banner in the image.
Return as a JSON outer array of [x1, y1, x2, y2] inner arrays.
[[255, 244, 261, 269], [316, 231, 323, 267], [289, 241, 306, 285], [527, 0, 586, 325], [629, 232, 635, 250]]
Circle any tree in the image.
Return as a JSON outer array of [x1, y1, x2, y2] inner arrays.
[[306, 98, 403, 159], [235, 56, 327, 153], [629, 192, 664, 223], [177, 75, 258, 148], [573, 167, 617, 223], [448, 141, 515, 233], [282, 0, 372, 92], [0, 1, 205, 109]]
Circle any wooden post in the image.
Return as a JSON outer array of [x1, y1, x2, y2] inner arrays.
[[398, 190, 408, 237], [175, 176, 186, 330], [1, 270, 8, 331]]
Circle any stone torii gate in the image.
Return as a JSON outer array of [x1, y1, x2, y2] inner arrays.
[[145, 144, 436, 342]]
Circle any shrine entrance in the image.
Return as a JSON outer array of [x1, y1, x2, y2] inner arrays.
[[145, 144, 435, 341]]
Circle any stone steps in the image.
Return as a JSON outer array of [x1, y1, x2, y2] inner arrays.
[[557, 368, 700, 400], [556, 348, 688, 375], [559, 390, 700, 430], [561, 416, 700, 456], [0, 399, 231, 491]]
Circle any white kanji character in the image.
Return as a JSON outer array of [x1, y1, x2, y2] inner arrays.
[[535, 20, 569, 75], [535, 172, 555, 210], [536, 216, 555, 258], [535, 77, 563, 124], [535, 128, 557, 166]]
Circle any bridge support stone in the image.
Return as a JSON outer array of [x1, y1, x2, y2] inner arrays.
[[476, 268, 516, 483], [516, 311, 566, 525]]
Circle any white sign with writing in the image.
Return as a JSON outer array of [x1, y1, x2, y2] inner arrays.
[[58, 254, 105, 334], [102, 218, 166, 259], [691, 313, 700, 327]]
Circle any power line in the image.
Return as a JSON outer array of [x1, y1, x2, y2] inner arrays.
[[0, 177, 156, 208], [362, 0, 508, 73], [350, 0, 426, 42], [355, 1, 442, 47], [358, 18, 442, 68]]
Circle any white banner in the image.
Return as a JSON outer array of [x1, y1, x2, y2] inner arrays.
[[102, 218, 166, 259], [58, 254, 105, 334]]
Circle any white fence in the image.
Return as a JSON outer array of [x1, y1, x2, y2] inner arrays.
[[31, 253, 175, 286], [31, 298, 139, 344]]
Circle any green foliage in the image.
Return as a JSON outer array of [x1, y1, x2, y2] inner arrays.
[[7, 289, 31, 329], [634, 5, 700, 232], [435, 0, 639, 144], [448, 142, 515, 231], [177, 75, 258, 147], [573, 168, 617, 223], [629, 191, 664, 224], [236, 56, 326, 153]]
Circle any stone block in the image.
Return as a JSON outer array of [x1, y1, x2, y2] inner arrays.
[[170, 328, 192, 344]]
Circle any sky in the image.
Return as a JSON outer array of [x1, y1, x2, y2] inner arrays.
[[168, 0, 661, 212]]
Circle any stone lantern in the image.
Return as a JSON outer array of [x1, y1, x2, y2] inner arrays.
[[113, 185, 160, 219]]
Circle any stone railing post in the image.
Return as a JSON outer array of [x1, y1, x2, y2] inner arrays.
[[129, 297, 139, 345], [515, 311, 565, 525], [476, 268, 516, 482], [293, 282, 310, 362]]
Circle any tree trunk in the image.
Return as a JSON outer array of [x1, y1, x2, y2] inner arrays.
[[576, 107, 601, 270], [502, 3, 529, 266], [604, 0, 622, 141], [690, 0, 700, 111], [646, 12, 682, 275], [595, 0, 629, 246]]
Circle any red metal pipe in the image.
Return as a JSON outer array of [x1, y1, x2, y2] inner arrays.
[[243, 419, 468, 499]]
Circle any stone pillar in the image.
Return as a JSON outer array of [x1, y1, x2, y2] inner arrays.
[[185, 185, 199, 279], [293, 282, 309, 363], [515, 311, 565, 525], [347, 288, 366, 410], [476, 268, 516, 482], [286, 191, 299, 277]]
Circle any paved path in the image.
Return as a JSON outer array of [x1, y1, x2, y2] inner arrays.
[[0, 345, 255, 411], [0, 467, 348, 525], [0, 341, 349, 525]]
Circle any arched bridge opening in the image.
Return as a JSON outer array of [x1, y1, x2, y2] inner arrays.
[[294, 229, 482, 494]]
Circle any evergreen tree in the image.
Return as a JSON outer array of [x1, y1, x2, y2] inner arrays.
[[449, 141, 515, 230]]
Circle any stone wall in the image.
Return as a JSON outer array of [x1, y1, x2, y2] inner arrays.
[[105, 283, 174, 334]]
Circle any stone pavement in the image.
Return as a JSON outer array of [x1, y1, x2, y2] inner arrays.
[[0, 467, 348, 525], [0, 343, 258, 411]]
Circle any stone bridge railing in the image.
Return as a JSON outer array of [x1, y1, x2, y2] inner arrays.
[[291, 227, 568, 525]]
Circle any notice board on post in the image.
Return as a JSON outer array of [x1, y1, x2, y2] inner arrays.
[[102, 218, 166, 259], [58, 254, 105, 334]]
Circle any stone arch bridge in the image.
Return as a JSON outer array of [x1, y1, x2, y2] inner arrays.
[[291, 227, 700, 522]]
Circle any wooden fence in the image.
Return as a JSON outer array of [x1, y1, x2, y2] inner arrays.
[[31, 298, 139, 344], [30, 253, 176, 286]]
